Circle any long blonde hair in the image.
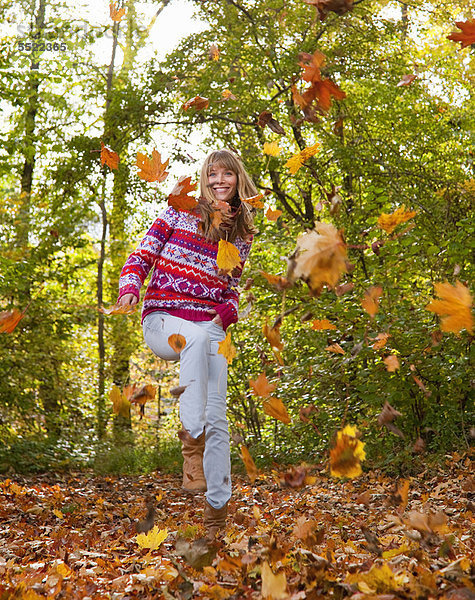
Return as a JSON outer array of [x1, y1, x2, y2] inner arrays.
[[198, 149, 258, 243]]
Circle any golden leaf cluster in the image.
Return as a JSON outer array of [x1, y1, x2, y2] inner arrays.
[[287, 221, 347, 296], [330, 424, 366, 479], [285, 142, 321, 174]]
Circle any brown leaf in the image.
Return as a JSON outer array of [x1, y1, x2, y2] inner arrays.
[[182, 95, 209, 111], [262, 396, 291, 424], [397, 74, 416, 87], [447, 19, 475, 49], [100, 303, 137, 315], [0, 308, 26, 333], [240, 445, 258, 483], [304, 0, 354, 21], [361, 285, 383, 318], [167, 176, 197, 211], [257, 110, 286, 135], [168, 333, 186, 353], [100, 141, 119, 170]]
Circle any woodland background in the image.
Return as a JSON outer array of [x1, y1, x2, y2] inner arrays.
[[0, 0, 473, 477]]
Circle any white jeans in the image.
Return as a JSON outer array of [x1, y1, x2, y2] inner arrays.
[[143, 311, 231, 509]]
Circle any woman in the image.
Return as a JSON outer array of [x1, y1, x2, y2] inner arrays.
[[117, 149, 257, 537]]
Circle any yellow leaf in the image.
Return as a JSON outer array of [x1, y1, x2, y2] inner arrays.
[[285, 142, 321, 174], [217, 240, 241, 274], [384, 354, 400, 372], [330, 424, 366, 479], [377, 205, 416, 234], [53, 509, 64, 519], [261, 561, 288, 600], [221, 89, 236, 100], [382, 542, 411, 559], [346, 562, 402, 593], [426, 280, 473, 334], [110, 385, 131, 418], [136, 526, 168, 550], [265, 207, 283, 221], [209, 43, 220, 61], [136, 149, 169, 183], [168, 333, 186, 353], [218, 331, 236, 364], [263, 141, 281, 156], [287, 222, 347, 296], [311, 318, 336, 330], [361, 285, 383, 318], [243, 193, 265, 209], [55, 562, 73, 577], [240, 445, 258, 483], [109, 1, 126, 22], [100, 303, 137, 316], [262, 397, 291, 424]]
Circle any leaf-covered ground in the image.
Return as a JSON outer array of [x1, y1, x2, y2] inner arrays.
[[1, 453, 473, 599]]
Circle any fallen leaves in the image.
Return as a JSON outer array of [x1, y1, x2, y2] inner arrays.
[[262, 396, 291, 424], [426, 280, 473, 334], [261, 561, 287, 599], [109, 384, 131, 418], [240, 445, 258, 482], [257, 110, 286, 135], [263, 141, 281, 156], [100, 303, 137, 315]]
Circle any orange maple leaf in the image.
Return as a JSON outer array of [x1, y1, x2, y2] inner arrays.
[[218, 331, 236, 364], [129, 384, 156, 405], [361, 285, 383, 318], [136, 149, 169, 183], [262, 320, 284, 365], [100, 141, 119, 170], [100, 303, 137, 315], [304, 0, 354, 21], [372, 332, 391, 350], [0, 308, 27, 333], [397, 74, 416, 87], [311, 318, 336, 330], [240, 445, 258, 483], [383, 354, 400, 372], [167, 176, 197, 211], [325, 343, 345, 354], [330, 424, 366, 479], [259, 270, 292, 291], [249, 373, 277, 398], [243, 193, 264, 209], [377, 205, 416, 234], [168, 333, 186, 353], [447, 19, 475, 49], [216, 240, 241, 274], [426, 280, 473, 334], [263, 397, 291, 424], [109, 1, 126, 22], [287, 222, 347, 296], [266, 207, 282, 221], [299, 50, 325, 83], [261, 561, 288, 599], [182, 96, 209, 111]]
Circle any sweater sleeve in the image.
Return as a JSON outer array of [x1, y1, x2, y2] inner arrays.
[[214, 237, 253, 330], [118, 206, 180, 300]]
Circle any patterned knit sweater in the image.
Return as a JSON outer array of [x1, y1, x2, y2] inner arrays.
[[118, 206, 253, 331]]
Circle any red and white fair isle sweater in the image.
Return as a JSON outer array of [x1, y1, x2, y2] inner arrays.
[[118, 206, 253, 331]]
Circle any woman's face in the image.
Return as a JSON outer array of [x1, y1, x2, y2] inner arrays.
[[208, 164, 238, 203]]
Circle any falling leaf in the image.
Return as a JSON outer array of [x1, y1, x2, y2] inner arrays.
[[372, 332, 391, 350], [299, 404, 320, 434], [136, 526, 168, 550], [176, 538, 218, 570], [129, 384, 156, 406], [413, 437, 425, 453], [221, 89, 236, 100], [397, 74, 416, 87], [257, 110, 286, 135], [182, 95, 209, 111], [377, 205, 416, 234], [287, 222, 347, 296], [109, 1, 126, 22], [262, 320, 284, 365], [262, 397, 291, 424], [259, 271, 292, 291], [243, 193, 265, 209], [403, 511, 448, 535], [285, 143, 321, 174], [110, 385, 131, 418], [100, 303, 137, 315], [0, 308, 26, 333], [261, 561, 288, 600], [447, 19, 475, 49], [346, 562, 403, 593], [325, 343, 345, 354], [167, 176, 198, 211], [361, 285, 383, 318], [426, 280, 473, 334], [249, 373, 277, 398], [263, 141, 281, 156], [378, 401, 404, 438], [330, 424, 366, 479], [136, 149, 169, 183], [304, 0, 354, 21], [218, 331, 237, 364], [170, 385, 187, 398], [311, 318, 336, 330], [335, 282, 354, 296], [266, 207, 282, 221], [383, 354, 400, 372], [209, 43, 220, 60], [216, 239, 241, 274], [240, 445, 258, 483], [168, 333, 186, 353], [100, 141, 119, 170]]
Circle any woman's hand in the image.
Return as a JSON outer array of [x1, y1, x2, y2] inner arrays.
[[117, 293, 138, 307], [207, 309, 223, 328]]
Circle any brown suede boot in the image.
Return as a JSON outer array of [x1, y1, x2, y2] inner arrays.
[[204, 500, 228, 539], [178, 429, 207, 493]]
